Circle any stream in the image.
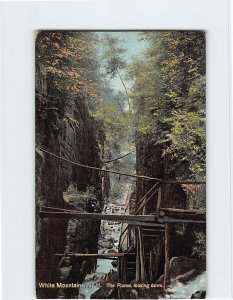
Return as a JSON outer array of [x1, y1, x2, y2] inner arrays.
[[163, 271, 206, 299], [78, 204, 124, 298]]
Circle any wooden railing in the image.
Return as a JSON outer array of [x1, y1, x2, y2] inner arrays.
[[39, 178, 206, 293], [134, 182, 160, 215]]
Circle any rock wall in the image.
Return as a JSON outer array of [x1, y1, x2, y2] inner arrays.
[[134, 131, 188, 282], [35, 63, 105, 298], [135, 132, 187, 212]]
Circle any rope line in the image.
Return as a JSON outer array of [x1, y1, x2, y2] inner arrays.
[[36, 146, 205, 184], [103, 150, 135, 163], [36, 146, 162, 181]]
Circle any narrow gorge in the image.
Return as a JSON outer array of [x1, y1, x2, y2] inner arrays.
[[36, 31, 206, 299]]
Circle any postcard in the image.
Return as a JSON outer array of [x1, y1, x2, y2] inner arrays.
[[35, 30, 206, 299]]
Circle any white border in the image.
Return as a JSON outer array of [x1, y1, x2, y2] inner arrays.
[[0, 0, 231, 299]]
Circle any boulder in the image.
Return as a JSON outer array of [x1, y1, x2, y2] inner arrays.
[[107, 249, 117, 254], [111, 260, 118, 268], [100, 241, 113, 249], [84, 273, 95, 281], [107, 237, 116, 243], [191, 290, 206, 299], [156, 274, 164, 284], [170, 256, 199, 278], [90, 284, 116, 299], [59, 266, 72, 281], [58, 256, 71, 268], [93, 272, 106, 280], [175, 268, 198, 283]]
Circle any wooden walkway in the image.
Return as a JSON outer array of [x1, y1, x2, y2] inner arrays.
[[116, 183, 206, 291], [40, 206, 205, 224], [39, 180, 206, 293], [54, 253, 135, 259], [40, 209, 156, 223]]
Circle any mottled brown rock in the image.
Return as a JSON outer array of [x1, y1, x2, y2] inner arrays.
[[36, 57, 105, 298], [170, 256, 198, 278]]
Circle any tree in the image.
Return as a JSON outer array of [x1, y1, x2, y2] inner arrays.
[[101, 33, 131, 113], [36, 31, 103, 134], [129, 31, 206, 181]]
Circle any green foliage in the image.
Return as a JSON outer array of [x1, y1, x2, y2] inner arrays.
[[63, 183, 99, 211], [129, 31, 206, 181], [36, 31, 101, 133], [183, 185, 206, 210], [92, 100, 131, 150], [36, 31, 133, 164], [164, 110, 205, 178], [101, 33, 127, 77], [192, 230, 206, 259], [64, 183, 96, 199], [36, 196, 46, 209], [101, 33, 131, 113], [36, 31, 100, 98]]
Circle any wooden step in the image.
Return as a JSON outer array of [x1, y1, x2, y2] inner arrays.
[[54, 252, 135, 258], [142, 224, 165, 229], [143, 233, 164, 237], [142, 228, 165, 233], [40, 210, 157, 223]]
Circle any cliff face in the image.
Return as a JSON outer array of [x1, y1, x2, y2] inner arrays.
[[135, 132, 186, 212], [35, 63, 104, 298], [135, 129, 188, 280]]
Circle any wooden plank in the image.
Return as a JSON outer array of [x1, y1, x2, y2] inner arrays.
[[158, 217, 206, 224], [117, 257, 121, 279], [142, 233, 164, 237], [138, 227, 145, 281], [41, 206, 84, 213], [164, 223, 170, 289], [135, 187, 158, 214], [160, 208, 205, 214], [135, 230, 140, 282], [154, 240, 163, 281], [123, 257, 127, 283], [136, 183, 159, 209], [121, 257, 124, 283], [125, 221, 164, 227], [159, 208, 206, 222], [54, 253, 135, 258], [142, 228, 165, 232], [164, 180, 205, 185], [157, 186, 162, 213], [149, 250, 153, 282], [40, 211, 156, 222]]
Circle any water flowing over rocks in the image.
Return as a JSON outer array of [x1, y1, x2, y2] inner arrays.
[[164, 271, 206, 299], [78, 182, 131, 299]]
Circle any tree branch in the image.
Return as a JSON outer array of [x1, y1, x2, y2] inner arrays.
[[116, 68, 131, 114], [103, 150, 135, 163]]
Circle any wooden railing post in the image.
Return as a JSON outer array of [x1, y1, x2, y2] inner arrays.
[[117, 256, 121, 280], [123, 257, 127, 283], [135, 227, 140, 282], [138, 227, 145, 282], [164, 222, 170, 289], [157, 185, 162, 214]]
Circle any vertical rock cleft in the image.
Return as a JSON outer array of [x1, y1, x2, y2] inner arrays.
[[35, 33, 105, 298]]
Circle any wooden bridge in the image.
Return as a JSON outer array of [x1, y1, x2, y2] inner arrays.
[[39, 179, 206, 293]]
